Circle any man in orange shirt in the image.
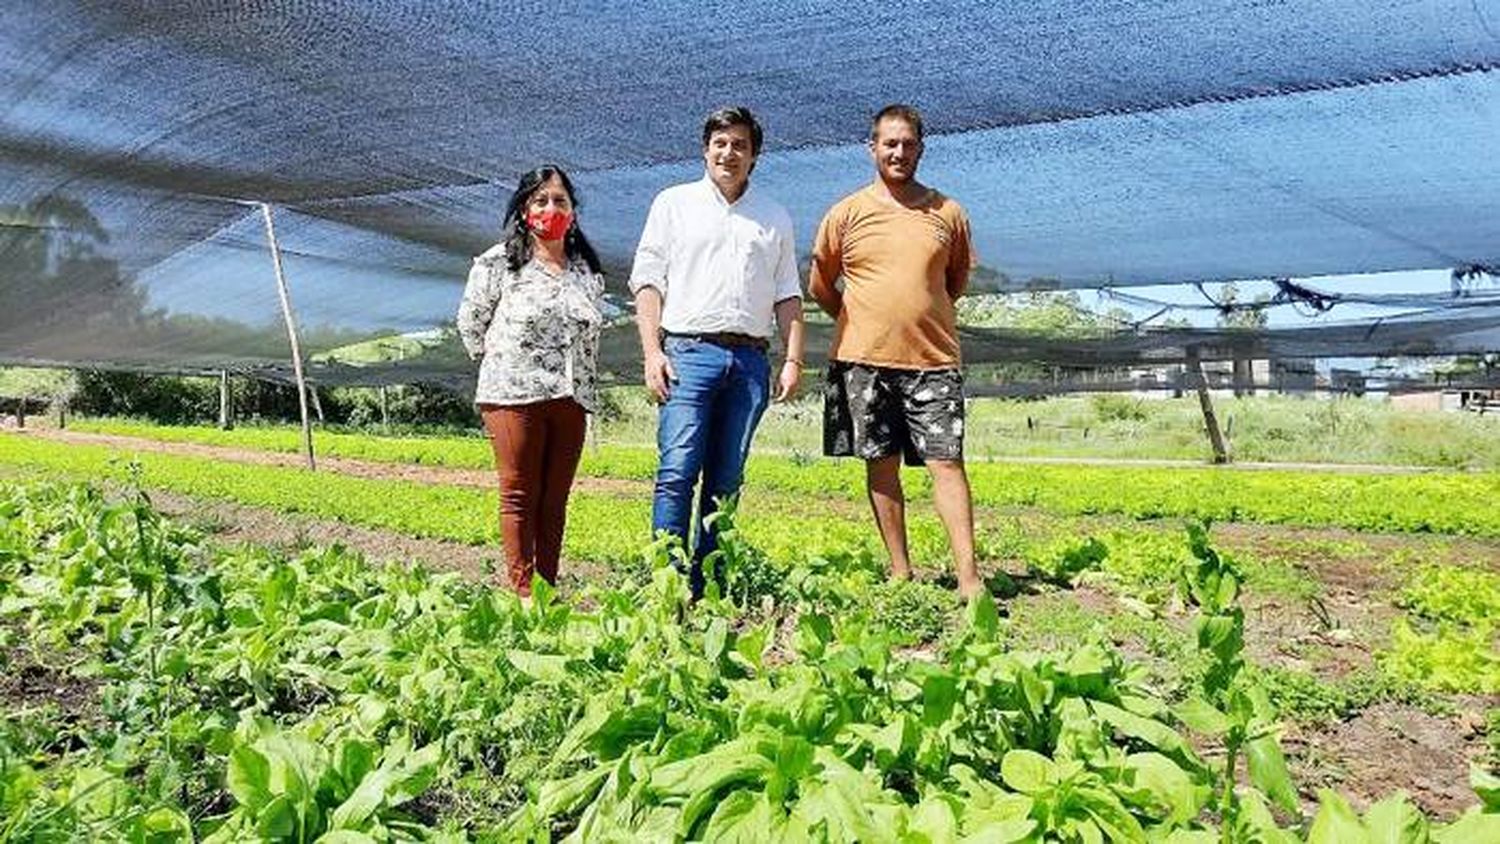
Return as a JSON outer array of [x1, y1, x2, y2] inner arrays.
[[808, 103, 983, 599]]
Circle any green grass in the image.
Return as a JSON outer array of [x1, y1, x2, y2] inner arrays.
[[596, 390, 1500, 469]]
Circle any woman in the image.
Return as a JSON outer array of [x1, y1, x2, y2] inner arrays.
[[457, 166, 605, 599]]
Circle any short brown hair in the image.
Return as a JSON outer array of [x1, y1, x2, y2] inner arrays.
[[702, 106, 764, 155], [870, 103, 924, 141]]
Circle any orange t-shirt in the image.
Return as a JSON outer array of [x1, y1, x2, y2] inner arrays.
[[808, 185, 973, 369]]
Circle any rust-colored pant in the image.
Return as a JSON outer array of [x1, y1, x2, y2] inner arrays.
[[480, 398, 586, 596]]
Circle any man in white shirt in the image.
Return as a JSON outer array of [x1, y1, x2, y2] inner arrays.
[[630, 105, 805, 599]]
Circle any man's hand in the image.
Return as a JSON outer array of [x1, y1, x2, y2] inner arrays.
[[773, 360, 801, 403], [644, 350, 676, 403]]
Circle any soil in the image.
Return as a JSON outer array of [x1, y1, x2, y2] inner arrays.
[[0, 636, 103, 735], [1285, 702, 1491, 818]]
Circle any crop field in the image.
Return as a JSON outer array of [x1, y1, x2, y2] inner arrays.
[[2, 420, 1499, 841]]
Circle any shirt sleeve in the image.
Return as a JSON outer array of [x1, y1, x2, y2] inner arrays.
[[456, 257, 503, 360], [773, 212, 801, 303], [945, 205, 975, 301], [807, 204, 845, 317], [628, 192, 671, 296]]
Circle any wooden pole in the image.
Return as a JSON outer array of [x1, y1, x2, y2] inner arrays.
[[1185, 346, 1230, 464], [260, 203, 316, 471], [218, 369, 233, 430], [308, 385, 325, 424]]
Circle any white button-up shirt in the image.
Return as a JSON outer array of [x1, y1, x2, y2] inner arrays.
[[628, 175, 800, 338]]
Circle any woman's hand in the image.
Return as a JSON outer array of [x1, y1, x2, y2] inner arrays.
[[644, 350, 676, 403]]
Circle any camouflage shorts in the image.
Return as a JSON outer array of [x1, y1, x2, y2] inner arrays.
[[823, 361, 965, 466]]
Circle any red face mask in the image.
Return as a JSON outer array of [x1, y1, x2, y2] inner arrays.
[[526, 209, 573, 241]]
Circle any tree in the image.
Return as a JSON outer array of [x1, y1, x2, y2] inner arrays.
[[1214, 282, 1269, 330]]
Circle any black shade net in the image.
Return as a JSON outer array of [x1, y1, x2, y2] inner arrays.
[[3, 0, 1498, 392]]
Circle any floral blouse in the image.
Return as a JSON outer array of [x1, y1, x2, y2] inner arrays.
[[456, 245, 605, 412]]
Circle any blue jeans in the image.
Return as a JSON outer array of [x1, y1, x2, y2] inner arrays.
[[652, 336, 770, 596]]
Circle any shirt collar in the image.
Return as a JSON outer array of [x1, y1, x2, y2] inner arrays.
[[700, 173, 753, 208]]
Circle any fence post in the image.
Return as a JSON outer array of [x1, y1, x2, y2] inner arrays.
[[1186, 346, 1230, 464], [219, 369, 234, 430]]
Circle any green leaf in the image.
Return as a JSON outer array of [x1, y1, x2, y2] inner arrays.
[[733, 619, 773, 672], [1362, 792, 1429, 844], [328, 741, 438, 831], [1434, 808, 1500, 844], [960, 819, 1036, 844], [506, 649, 569, 682], [922, 672, 959, 726], [775, 735, 815, 782], [701, 789, 778, 843], [1246, 732, 1299, 814], [704, 617, 729, 663], [69, 767, 129, 820], [334, 739, 378, 794], [871, 716, 915, 772], [1215, 570, 1240, 608], [1173, 697, 1230, 736], [1123, 752, 1206, 824], [795, 613, 834, 657], [1018, 667, 1049, 723], [537, 764, 611, 819], [1308, 790, 1369, 844], [1162, 831, 1219, 844], [1471, 764, 1500, 812], [317, 832, 380, 844], [256, 794, 298, 840], [227, 743, 272, 809], [1091, 700, 1197, 767], [587, 704, 662, 760], [966, 590, 999, 640], [258, 733, 321, 803], [793, 759, 898, 844], [649, 744, 774, 799], [1196, 614, 1244, 664], [1077, 784, 1146, 843], [330, 768, 393, 830], [908, 797, 959, 843], [139, 806, 194, 844], [1000, 749, 1054, 795], [1235, 790, 1303, 844], [386, 741, 441, 805]]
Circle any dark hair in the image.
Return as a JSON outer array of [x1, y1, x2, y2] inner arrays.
[[869, 103, 925, 142], [701, 106, 763, 155], [500, 165, 602, 274]]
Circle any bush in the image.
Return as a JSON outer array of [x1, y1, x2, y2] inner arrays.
[[1089, 393, 1149, 423]]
